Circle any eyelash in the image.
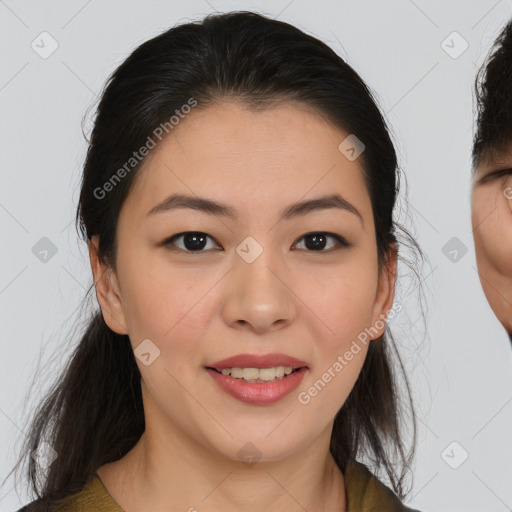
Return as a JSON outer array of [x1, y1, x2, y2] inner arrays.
[[162, 231, 350, 254]]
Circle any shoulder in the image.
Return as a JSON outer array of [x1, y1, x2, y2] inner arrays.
[[15, 474, 124, 512], [344, 459, 421, 512]]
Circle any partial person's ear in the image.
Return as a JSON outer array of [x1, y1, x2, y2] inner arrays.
[[88, 235, 129, 335], [370, 243, 398, 339]]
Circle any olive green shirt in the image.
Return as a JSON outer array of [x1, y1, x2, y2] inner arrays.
[[18, 460, 419, 511]]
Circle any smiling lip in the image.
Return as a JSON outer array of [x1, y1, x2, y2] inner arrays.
[[204, 353, 308, 405], [205, 367, 307, 405], [206, 353, 308, 371]]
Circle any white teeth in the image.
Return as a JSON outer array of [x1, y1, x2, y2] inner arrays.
[[219, 366, 295, 381]]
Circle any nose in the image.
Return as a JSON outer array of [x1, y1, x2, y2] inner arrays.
[[221, 248, 297, 335]]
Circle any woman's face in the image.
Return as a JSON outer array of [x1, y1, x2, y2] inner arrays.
[[472, 146, 512, 336], [90, 100, 395, 464]]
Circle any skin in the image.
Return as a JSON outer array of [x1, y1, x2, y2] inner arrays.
[[472, 144, 512, 337], [89, 100, 396, 512]]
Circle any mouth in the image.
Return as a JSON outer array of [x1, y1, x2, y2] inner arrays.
[[205, 365, 305, 383], [203, 353, 309, 405], [204, 366, 308, 405], [206, 352, 308, 371]]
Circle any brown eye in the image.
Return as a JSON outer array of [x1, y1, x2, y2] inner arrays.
[[164, 232, 221, 252], [293, 232, 350, 252], [161, 231, 350, 254]]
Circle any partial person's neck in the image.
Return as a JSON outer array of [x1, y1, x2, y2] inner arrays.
[[96, 426, 347, 512]]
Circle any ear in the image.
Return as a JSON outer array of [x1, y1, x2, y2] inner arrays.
[[370, 243, 398, 339], [88, 235, 129, 335]]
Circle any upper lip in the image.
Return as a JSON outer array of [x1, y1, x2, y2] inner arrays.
[[206, 353, 308, 370]]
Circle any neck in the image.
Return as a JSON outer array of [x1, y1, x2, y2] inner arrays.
[[97, 425, 347, 512]]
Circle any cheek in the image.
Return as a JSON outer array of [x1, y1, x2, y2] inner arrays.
[[116, 247, 214, 353], [472, 188, 512, 277], [296, 255, 379, 357], [323, 281, 376, 336], [297, 278, 372, 415]]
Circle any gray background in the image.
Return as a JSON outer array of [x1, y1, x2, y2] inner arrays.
[[1, 1, 512, 510]]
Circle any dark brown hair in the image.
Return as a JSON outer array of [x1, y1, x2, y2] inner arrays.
[[9, 11, 421, 510], [473, 19, 512, 167]]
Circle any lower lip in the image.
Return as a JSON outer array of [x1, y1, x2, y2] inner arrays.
[[205, 367, 307, 405]]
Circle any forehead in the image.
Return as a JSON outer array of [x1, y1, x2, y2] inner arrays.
[[123, 100, 372, 219]]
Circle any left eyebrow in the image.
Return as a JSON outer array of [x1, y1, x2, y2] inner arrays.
[[146, 193, 363, 224]]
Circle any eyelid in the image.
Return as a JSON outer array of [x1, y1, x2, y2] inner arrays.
[[161, 231, 351, 253], [293, 232, 350, 251], [161, 232, 222, 251]]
